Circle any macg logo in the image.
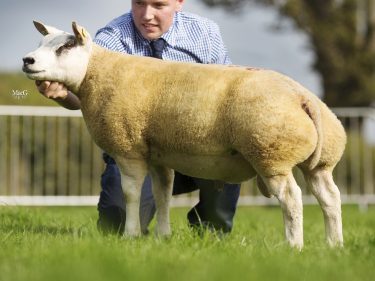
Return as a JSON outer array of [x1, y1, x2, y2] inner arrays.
[[12, 89, 29, 99]]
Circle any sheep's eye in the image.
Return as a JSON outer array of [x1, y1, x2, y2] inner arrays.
[[56, 39, 76, 55], [64, 39, 76, 49]]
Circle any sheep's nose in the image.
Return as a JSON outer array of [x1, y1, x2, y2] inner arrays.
[[23, 57, 35, 66]]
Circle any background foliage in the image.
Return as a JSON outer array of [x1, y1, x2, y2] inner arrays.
[[202, 0, 375, 107]]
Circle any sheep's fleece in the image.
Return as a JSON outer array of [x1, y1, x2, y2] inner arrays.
[[23, 21, 346, 249]]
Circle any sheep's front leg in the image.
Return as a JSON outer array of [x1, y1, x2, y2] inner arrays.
[[149, 165, 174, 236], [262, 172, 303, 249], [115, 157, 148, 237]]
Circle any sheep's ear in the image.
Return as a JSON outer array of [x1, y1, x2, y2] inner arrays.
[[72, 21, 89, 45], [33, 20, 63, 36]]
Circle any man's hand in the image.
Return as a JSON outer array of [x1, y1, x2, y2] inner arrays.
[[35, 80, 81, 110], [36, 81, 69, 100]]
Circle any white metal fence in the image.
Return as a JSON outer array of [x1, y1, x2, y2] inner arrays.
[[0, 105, 374, 207]]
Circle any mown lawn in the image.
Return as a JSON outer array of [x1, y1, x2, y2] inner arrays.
[[0, 205, 374, 281]]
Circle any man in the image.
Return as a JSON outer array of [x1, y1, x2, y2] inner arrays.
[[36, 0, 241, 235]]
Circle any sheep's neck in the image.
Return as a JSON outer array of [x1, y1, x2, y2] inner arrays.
[[76, 45, 128, 110]]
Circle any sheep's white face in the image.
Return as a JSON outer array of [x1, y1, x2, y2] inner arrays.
[[22, 21, 92, 92]]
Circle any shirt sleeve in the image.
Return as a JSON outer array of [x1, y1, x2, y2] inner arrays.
[[208, 21, 232, 65], [94, 26, 125, 52]]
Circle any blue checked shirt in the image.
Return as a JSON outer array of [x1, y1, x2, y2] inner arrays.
[[94, 11, 231, 65]]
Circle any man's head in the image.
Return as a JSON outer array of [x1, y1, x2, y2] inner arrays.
[[132, 0, 184, 40]]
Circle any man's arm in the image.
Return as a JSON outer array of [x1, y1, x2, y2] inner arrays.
[[208, 21, 232, 65], [36, 81, 81, 110]]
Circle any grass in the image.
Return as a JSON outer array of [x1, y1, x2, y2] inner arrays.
[[0, 205, 374, 281]]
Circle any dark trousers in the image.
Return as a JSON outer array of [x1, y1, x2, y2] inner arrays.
[[97, 153, 240, 234]]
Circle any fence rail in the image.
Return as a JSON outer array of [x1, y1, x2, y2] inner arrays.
[[0, 106, 374, 207]]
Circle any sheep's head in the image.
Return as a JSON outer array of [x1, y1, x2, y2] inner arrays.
[[22, 21, 92, 93]]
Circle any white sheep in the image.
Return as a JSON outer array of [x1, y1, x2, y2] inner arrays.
[[22, 21, 346, 249]]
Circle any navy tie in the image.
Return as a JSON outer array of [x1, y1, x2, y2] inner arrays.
[[150, 38, 166, 59]]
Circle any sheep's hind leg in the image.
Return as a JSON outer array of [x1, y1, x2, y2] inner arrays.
[[261, 172, 303, 249], [149, 165, 174, 236], [303, 168, 343, 247], [115, 157, 148, 237]]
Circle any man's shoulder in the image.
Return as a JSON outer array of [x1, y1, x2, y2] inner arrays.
[[176, 11, 220, 37], [101, 12, 134, 33], [94, 12, 136, 45], [177, 11, 218, 28], [94, 12, 135, 51]]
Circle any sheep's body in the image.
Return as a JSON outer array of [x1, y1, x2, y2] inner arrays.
[[81, 45, 343, 180], [23, 22, 346, 249]]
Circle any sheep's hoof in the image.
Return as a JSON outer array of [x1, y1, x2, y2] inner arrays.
[[124, 228, 141, 238], [155, 226, 171, 237], [288, 240, 304, 251], [123, 233, 141, 240], [292, 244, 303, 251], [327, 238, 344, 248]]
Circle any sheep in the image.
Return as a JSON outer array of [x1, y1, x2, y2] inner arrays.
[[22, 21, 346, 249]]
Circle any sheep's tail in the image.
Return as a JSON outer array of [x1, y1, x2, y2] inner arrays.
[[301, 96, 323, 170]]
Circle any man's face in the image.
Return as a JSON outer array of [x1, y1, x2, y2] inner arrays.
[[132, 0, 184, 40]]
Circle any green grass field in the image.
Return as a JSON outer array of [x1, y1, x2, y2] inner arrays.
[[0, 205, 374, 281]]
